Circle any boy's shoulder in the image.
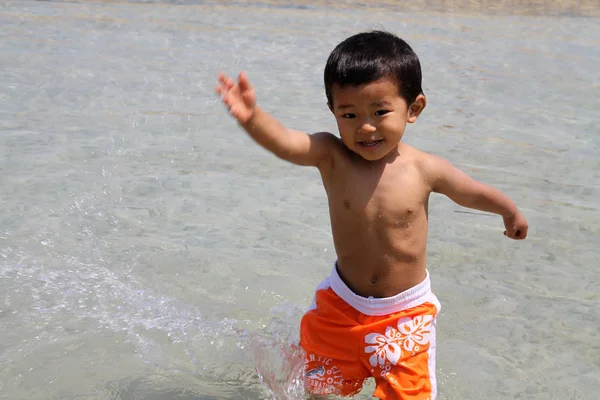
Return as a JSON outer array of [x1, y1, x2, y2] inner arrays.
[[314, 131, 352, 157], [312, 131, 342, 144], [399, 143, 437, 165], [398, 144, 461, 195], [397, 144, 447, 182]]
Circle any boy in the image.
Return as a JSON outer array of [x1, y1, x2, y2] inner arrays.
[[216, 31, 528, 399]]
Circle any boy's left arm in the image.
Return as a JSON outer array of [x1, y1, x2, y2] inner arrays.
[[422, 153, 528, 240]]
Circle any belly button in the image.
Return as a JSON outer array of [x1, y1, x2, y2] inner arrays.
[[371, 277, 378, 284], [343, 200, 350, 209]]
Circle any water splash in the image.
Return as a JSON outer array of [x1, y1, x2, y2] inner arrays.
[[250, 336, 305, 400], [248, 310, 307, 400], [1, 239, 311, 398]]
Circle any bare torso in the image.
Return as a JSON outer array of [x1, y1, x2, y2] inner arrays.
[[320, 142, 431, 298]]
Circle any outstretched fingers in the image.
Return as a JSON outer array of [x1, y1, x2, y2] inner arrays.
[[216, 72, 236, 91], [217, 72, 235, 86], [215, 73, 228, 96], [215, 73, 237, 109], [215, 71, 255, 123], [238, 72, 252, 92]]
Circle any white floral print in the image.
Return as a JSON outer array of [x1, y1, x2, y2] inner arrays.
[[398, 315, 433, 352], [365, 326, 403, 367], [364, 314, 433, 367]]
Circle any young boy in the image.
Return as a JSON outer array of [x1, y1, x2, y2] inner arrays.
[[216, 31, 528, 399]]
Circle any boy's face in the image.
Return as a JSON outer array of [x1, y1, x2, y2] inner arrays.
[[329, 79, 425, 161]]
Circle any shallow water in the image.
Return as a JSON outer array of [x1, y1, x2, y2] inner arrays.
[[1, 1, 599, 399]]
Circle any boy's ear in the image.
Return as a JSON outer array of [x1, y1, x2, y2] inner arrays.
[[407, 94, 426, 123]]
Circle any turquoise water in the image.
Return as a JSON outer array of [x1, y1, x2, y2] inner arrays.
[[1, 1, 599, 399]]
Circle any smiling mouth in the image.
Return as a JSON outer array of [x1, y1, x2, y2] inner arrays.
[[358, 140, 383, 148]]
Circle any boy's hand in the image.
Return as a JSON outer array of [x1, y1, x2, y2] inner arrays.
[[215, 72, 256, 124], [503, 211, 528, 240]]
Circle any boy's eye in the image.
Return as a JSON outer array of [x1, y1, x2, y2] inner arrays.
[[375, 110, 390, 116], [342, 113, 356, 119]]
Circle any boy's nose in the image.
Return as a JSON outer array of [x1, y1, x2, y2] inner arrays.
[[357, 122, 376, 134]]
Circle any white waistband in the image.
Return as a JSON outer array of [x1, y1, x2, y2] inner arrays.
[[329, 264, 434, 316]]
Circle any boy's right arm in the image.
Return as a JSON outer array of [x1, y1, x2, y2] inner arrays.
[[216, 72, 336, 167]]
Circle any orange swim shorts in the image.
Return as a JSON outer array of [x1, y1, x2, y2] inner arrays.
[[300, 265, 441, 399]]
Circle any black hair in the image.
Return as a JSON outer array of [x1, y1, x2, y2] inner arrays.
[[324, 31, 423, 108]]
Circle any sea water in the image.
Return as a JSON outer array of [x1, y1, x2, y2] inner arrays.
[[1, 1, 599, 399]]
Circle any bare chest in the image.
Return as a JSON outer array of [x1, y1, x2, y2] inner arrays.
[[324, 162, 428, 226]]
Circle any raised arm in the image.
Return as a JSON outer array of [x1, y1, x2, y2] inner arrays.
[[421, 153, 528, 239], [215, 72, 336, 167]]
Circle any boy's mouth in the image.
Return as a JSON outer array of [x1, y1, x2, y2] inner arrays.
[[358, 140, 383, 148]]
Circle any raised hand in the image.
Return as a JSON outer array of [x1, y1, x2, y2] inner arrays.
[[215, 72, 257, 125]]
